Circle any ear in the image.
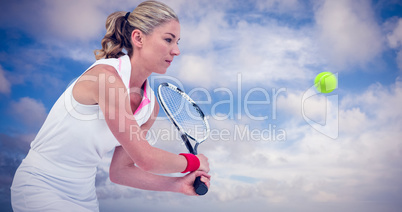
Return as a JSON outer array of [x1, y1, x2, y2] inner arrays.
[[131, 29, 144, 48]]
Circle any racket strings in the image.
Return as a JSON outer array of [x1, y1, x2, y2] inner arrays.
[[159, 87, 208, 141]]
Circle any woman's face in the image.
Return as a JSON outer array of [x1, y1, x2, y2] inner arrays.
[[141, 20, 181, 74]]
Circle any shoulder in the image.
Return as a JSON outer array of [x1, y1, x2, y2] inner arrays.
[[88, 63, 118, 75], [85, 64, 124, 87], [73, 64, 125, 105]]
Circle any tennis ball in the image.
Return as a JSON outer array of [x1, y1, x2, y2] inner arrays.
[[314, 72, 337, 93]]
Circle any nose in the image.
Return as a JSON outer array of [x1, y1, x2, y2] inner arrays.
[[171, 44, 180, 56]]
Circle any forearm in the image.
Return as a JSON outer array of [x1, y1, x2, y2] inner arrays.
[[138, 146, 187, 174], [109, 163, 181, 193], [112, 144, 187, 175], [110, 146, 210, 196], [98, 77, 187, 174]]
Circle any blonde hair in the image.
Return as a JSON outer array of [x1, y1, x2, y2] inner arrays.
[[94, 0, 179, 60]]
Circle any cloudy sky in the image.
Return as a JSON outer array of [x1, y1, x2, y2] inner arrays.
[[1, 0, 402, 211]]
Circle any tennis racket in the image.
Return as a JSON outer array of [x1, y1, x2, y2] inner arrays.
[[157, 82, 210, 195]]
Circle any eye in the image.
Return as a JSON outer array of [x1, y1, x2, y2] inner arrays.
[[165, 38, 172, 43]]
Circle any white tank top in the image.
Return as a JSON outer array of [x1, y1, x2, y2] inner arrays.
[[27, 55, 155, 178]]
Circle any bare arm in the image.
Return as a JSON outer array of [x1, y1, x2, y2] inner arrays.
[[109, 146, 211, 195], [109, 100, 211, 194], [73, 65, 202, 174]]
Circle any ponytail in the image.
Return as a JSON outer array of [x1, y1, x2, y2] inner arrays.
[[94, 0, 179, 60], [94, 11, 134, 60]]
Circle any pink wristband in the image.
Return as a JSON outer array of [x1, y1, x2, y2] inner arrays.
[[179, 153, 200, 173]]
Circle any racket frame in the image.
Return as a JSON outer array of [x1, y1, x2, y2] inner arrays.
[[157, 82, 210, 154], [157, 82, 210, 195]]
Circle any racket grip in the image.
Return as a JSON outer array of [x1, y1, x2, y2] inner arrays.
[[193, 176, 208, 195]]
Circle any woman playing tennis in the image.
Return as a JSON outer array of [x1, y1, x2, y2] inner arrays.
[[11, 1, 210, 211]]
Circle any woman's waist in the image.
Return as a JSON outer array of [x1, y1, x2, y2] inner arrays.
[[23, 149, 98, 179]]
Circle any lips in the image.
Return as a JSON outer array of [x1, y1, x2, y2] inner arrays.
[[165, 60, 172, 65]]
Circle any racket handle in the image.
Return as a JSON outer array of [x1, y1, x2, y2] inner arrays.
[[193, 176, 208, 195]]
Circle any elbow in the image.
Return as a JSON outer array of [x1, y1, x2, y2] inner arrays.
[[109, 172, 118, 184], [135, 159, 155, 173], [134, 153, 160, 173], [109, 164, 122, 184], [131, 147, 158, 173]]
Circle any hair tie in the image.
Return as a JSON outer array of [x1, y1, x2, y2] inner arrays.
[[124, 12, 131, 21]]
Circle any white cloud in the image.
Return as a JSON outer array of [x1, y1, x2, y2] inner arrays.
[[158, 78, 401, 206], [230, 22, 316, 85], [0, 0, 143, 64], [176, 10, 319, 89], [10, 97, 47, 127], [386, 18, 402, 71], [397, 51, 402, 71], [42, 0, 105, 41], [314, 0, 384, 68], [0, 66, 11, 95], [340, 79, 402, 125], [172, 0, 230, 22], [276, 89, 333, 124], [338, 107, 368, 134], [254, 0, 304, 14], [176, 54, 216, 88], [387, 18, 402, 49], [180, 10, 228, 52]]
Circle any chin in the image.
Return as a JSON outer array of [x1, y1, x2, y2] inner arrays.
[[154, 70, 167, 74], [155, 69, 168, 75]]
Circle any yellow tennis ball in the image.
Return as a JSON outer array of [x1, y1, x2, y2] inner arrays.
[[314, 72, 337, 93]]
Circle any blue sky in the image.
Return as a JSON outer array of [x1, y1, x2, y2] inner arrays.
[[1, 0, 402, 211]]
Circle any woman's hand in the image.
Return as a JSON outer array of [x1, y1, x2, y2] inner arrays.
[[196, 154, 209, 173], [176, 171, 211, 196]]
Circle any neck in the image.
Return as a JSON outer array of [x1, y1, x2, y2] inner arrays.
[[129, 56, 150, 89]]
